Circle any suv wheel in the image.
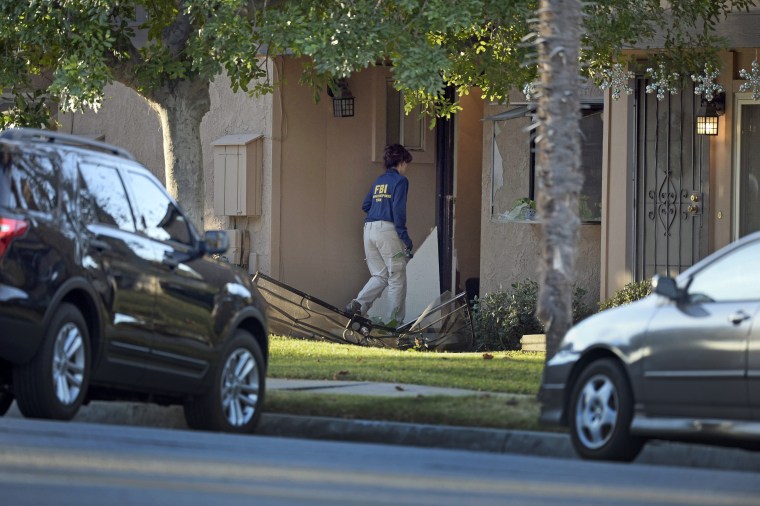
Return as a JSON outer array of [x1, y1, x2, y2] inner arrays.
[[0, 390, 13, 416], [568, 358, 644, 462], [13, 303, 90, 420], [184, 329, 265, 433]]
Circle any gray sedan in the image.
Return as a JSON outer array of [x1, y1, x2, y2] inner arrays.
[[539, 232, 760, 461]]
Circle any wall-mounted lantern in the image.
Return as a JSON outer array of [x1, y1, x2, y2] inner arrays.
[[328, 78, 355, 118], [696, 91, 726, 135]]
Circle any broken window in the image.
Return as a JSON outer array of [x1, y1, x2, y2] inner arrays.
[[488, 101, 604, 223]]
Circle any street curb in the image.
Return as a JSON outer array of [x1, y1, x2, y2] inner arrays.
[[258, 414, 760, 473], [8, 402, 760, 472], [259, 413, 575, 457]]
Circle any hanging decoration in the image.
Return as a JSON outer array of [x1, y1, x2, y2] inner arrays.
[[598, 63, 634, 100], [739, 59, 760, 101], [645, 64, 680, 101], [523, 82, 537, 101], [691, 64, 724, 102]]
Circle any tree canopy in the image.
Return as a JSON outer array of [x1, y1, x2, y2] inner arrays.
[[2, 1, 753, 130], [261, 0, 756, 119], [0, 1, 272, 127]]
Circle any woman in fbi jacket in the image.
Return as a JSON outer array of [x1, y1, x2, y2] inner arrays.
[[347, 144, 414, 324]]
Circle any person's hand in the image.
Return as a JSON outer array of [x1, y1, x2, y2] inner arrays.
[[403, 248, 413, 259]]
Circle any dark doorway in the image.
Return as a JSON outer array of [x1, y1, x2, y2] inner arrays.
[[436, 88, 456, 293]]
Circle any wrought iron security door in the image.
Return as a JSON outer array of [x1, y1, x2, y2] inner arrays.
[[634, 78, 709, 280]]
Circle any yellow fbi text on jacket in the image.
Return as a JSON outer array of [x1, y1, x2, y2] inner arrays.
[[373, 184, 392, 202]]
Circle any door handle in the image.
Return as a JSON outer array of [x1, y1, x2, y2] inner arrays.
[[90, 238, 112, 251], [163, 250, 181, 269], [728, 311, 751, 325]]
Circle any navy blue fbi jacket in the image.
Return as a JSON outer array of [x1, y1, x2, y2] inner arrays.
[[362, 168, 413, 250]]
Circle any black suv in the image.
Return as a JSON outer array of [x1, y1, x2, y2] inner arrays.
[[0, 129, 268, 433]]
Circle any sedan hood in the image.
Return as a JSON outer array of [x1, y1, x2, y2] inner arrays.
[[560, 295, 659, 353]]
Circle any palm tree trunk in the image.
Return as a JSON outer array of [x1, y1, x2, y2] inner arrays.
[[536, 0, 583, 359]]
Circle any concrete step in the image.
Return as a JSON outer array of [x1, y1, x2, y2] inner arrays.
[[520, 334, 546, 352]]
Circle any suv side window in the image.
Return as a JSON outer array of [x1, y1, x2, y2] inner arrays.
[[124, 171, 193, 245], [79, 163, 136, 231], [2, 151, 57, 213]]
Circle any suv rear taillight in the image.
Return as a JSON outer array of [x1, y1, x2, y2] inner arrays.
[[0, 217, 29, 258]]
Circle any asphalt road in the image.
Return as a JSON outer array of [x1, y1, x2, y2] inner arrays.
[[7, 382, 760, 474], [1, 417, 759, 506]]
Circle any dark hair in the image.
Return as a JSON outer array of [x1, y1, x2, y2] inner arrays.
[[383, 144, 412, 169]]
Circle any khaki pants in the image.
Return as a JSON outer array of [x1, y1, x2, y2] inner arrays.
[[355, 221, 407, 322]]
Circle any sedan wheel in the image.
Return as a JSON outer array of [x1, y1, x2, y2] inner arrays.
[[568, 358, 643, 461], [184, 329, 266, 433], [13, 303, 90, 420]]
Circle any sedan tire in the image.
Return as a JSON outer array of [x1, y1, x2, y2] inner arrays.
[[12, 303, 90, 420], [568, 358, 644, 462], [184, 329, 266, 433]]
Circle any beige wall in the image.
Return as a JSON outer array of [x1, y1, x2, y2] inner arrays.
[[276, 59, 438, 306], [203, 71, 275, 273], [454, 91, 484, 292], [599, 84, 633, 300], [480, 100, 601, 307], [58, 81, 164, 181], [707, 50, 734, 253]]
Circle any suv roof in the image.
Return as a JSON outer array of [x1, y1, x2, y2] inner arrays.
[[0, 128, 135, 161]]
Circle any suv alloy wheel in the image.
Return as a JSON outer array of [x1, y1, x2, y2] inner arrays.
[[183, 329, 266, 433], [12, 303, 90, 420]]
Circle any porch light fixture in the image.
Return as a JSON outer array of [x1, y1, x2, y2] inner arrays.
[[696, 91, 726, 136], [328, 78, 354, 118]]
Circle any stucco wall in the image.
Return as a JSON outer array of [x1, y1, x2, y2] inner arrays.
[[480, 101, 601, 307], [454, 91, 484, 291], [58, 81, 164, 181], [201, 71, 274, 273]]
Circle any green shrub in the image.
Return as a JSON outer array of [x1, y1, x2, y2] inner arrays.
[[598, 279, 652, 311], [472, 280, 591, 351]]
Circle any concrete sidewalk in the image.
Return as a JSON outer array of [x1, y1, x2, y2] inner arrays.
[[6, 378, 760, 473], [267, 378, 523, 397]]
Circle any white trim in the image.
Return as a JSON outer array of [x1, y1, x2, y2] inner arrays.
[[732, 93, 760, 239]]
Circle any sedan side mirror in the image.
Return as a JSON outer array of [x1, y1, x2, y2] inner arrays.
[[652, 274, 680, 301], [203, 230, 229, 255]]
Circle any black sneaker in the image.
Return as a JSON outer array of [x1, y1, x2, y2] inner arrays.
[[345, 300, 362, 316]]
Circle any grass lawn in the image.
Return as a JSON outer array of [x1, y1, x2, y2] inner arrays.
[[264, 336, 558, 432]]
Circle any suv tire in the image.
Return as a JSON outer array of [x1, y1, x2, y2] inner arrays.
[[13, 303, 90, 420], [183, 329, 266, 433], [0, 391, 12, 416]]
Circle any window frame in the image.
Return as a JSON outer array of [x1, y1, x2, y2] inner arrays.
[[488, 100, 604, 224], [121, 167, 198, 248], [78, 161, 137, 232]]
